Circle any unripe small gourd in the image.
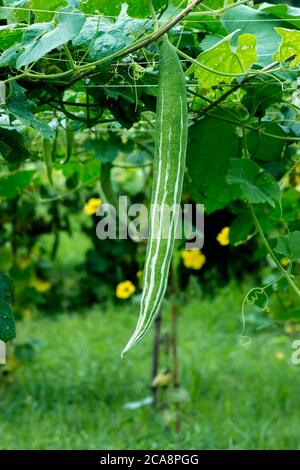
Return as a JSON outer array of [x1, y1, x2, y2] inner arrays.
[[122, 36, 188, 357]]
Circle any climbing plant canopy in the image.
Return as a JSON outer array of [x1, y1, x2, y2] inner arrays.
[[0, 0, 300, 343]]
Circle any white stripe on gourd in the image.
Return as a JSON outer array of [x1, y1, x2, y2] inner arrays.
[[122, 36, 187, 357]]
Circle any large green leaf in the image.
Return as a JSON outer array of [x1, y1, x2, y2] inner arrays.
[[273, 27, 300, 66], [16, 6, 85, 68], [227, 159, 280, 208], [0, 127, 29, 162], [258, 2, 300, 29], [187, 111, 241, 213], [0, 272, 16, 343], [187, 110, 286, 213], [188, 32, 257, 90], [275, 231, 300, 262], [241, 75, 283, 115], [0, 170, 34, 199], [230, 212, 255, 246], [7, 81, 54, 138], [21, 0, 68, 22], [247, 122, 286, 162], [73, 4, 149, 61], [0, 24, 22, 49], [78, 0, 168, 18], [0, 43, 22, 68], [222, 5, 286, 64]]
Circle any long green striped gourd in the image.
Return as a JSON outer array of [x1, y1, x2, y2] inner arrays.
[[122, 36, 188, 357]]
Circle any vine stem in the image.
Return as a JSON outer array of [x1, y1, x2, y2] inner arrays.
[[1, 0, 206, 86], [203, 112, 300, 142], [177, 47, 295, 80], [63, 44, 77, 71], [197, 60, 280, 116], [147, 0, 158, 31], [190, 0, 251, 16], [249, 204, 300, 297]]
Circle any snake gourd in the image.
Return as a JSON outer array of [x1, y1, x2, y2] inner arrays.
[[122, 36, 188, 357]]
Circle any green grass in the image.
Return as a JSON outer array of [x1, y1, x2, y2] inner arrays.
[[0, 286, 299, 450]]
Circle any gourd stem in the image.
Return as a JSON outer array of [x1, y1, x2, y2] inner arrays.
[[63, 44, 77, 71], [147, 0, 158, 31], [2, 0, 205, 86]]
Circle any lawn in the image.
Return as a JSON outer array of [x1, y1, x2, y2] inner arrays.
[[0, 286, 299, 450]]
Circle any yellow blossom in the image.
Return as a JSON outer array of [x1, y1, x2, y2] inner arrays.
[[22, 308, 32, 319], [181, 249, 206, 270], [284, 322, 300, 335], [275, 351, 285, 361], [280, 257, 290, 267], [216, 226, 230, 246], [116, 280, 136, 300], [84, 198, 102, 215], [17, 258, 30, 270], [30, 277, 51, 293]]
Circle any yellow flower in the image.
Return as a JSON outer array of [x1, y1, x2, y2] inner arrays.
[[17, 257, 30, 270], [275, 351, 285, 361], [116, 280, 136, 300], [30, 277, 51, 293], [84, 198, 102, 215], [216, 226, 230, 246], [284, 322, 300, 335], [280, 257, 290, 267], [22, 308, 32, 319], [152, 368, 172, 388], [181, 249, 206, 270]]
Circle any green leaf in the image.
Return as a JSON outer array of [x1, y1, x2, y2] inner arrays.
[[21, 0, 68, 22], [16, 6, 85, 68], [73, 4, 149, 61], [188, 32, 257, 90], [80, 159, 100, 183], [275, 231, 300, 262], [0, 44, 22, 68], [78, 0, 166, 18], [203, 0, 233, 7], [7, 81, 54, 139], [227, 159, 280, 207], [241, 75, 283, 115], [0, 127, 29, 162], [187, 110, 285, 213], [258, 2, 300, 29], [187, 110, 241, 213], [273, 27, 300, 66], [222, 5, 286, 65], [0, 272, 16, 343], [86, 134, 133, 163], [0, 170, 34, 199], [0, 24, 23, 49], [247, 122, 286, 162], [230, 213, 255, 246]]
